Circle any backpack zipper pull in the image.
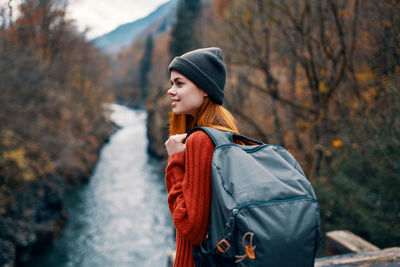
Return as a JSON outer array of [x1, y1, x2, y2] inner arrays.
[[225, 208, 239, 237], [232, 208, 238, 216]]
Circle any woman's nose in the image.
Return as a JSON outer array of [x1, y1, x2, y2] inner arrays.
[[167, 87, 176, 96]]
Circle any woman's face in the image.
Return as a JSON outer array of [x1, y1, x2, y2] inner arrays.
[[167, 70, 208, 116]]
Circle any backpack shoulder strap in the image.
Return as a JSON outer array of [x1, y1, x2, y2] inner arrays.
[[187, 127, 232, 147]]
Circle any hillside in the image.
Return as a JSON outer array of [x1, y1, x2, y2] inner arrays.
[[91, 0, 178, 54]]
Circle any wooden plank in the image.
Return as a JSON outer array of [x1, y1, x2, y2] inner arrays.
[[325, 230, 380, 256], [315, 247, 400, 266]]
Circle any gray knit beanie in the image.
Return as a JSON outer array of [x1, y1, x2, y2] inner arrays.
[[168, 47, 226, 105]]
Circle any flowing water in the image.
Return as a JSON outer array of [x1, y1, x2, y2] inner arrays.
[[30, 104, 174, 267]]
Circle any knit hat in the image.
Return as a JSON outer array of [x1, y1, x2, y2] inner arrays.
[[168, 47, 226, 105]]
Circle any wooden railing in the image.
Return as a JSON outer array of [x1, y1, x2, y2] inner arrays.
[[317, 230, 399, 266]]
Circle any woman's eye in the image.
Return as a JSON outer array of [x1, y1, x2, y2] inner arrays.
[[169, 81, 183, 88]]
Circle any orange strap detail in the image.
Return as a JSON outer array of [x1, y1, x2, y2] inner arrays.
[[235, 232, 256, 263], [216, 239, 231, 254]]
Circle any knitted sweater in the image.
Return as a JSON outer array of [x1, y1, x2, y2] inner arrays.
[[165, 131, 214, 267]]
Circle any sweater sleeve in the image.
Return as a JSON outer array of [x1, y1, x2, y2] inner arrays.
[[165, 131, 214, 245]]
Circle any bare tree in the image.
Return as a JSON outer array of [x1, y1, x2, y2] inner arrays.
[[220, 0, 360, 175]]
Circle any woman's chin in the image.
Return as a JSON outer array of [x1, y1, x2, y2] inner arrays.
[[172, 108, 182, 115]]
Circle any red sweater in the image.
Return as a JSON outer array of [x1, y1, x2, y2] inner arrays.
[[165, 131, 214, 267]]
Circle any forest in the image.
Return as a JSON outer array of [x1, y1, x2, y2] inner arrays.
[[0, 0, 399, 265]]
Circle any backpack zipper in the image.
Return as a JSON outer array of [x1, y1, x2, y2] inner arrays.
[[217, 143, 283, 153], [234, 196, 317, 214]]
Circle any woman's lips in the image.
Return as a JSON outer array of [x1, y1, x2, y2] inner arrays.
[[172, 99, 179, 107]]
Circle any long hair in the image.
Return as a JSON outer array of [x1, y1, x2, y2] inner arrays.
[[169, 97, 239, 136]]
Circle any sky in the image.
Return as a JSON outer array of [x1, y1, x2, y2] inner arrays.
[[1, 0, 169, 39]]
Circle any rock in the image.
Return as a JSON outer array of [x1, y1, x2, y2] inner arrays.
[[0, 218, 36, 248], [0, 218, 36, 266], [0, 177, 69, 265], [0, 239, 15, 267]]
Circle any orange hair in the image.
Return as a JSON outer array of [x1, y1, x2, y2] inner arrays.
[[169, 97, 239, 136]]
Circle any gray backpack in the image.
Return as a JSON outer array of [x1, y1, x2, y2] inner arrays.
[[188, 127, 321, 267]]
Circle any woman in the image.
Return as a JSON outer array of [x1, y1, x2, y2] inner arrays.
[[164, 47, 239, 267]]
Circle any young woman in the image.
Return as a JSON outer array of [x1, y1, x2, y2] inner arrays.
[[164, 47, 239, 267]]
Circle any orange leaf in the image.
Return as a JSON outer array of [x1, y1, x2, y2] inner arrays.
[[332, 140, 343, 147]]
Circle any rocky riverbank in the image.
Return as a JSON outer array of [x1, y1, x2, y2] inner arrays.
[[0, 121, 115, 267]]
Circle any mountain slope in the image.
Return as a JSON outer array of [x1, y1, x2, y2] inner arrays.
[[92, 0, 178, 54]]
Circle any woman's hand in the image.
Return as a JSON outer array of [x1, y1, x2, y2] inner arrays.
[[165, 134, 187, 156]]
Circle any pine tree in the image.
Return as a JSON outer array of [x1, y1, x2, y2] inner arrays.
[[139, 34, 153, 101], [169, 0, 201, 58]]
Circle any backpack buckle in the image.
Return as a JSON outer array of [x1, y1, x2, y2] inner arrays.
[[216, 239, 231, 254]]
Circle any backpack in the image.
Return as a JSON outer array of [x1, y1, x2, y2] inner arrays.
[[187, 127, 321, 267]]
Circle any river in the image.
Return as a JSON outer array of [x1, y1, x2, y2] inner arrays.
[[30, 104, 174, 267]]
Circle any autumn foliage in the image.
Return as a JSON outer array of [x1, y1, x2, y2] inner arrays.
[[0, 0, 114, 263], [0, 0, 113, 186]]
